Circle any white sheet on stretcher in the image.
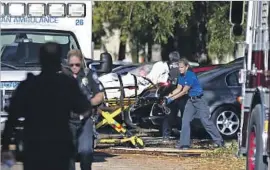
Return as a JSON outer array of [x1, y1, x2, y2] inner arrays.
[[99, 61, 169, 99]]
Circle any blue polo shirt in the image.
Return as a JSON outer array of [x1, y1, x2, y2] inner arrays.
[[178, 70, 203, 97]]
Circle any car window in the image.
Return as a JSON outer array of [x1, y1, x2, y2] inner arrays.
[[226, 71, 240, 87]]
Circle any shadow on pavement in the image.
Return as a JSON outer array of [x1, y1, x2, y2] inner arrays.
[[96, 128, 236, 150], [93, 151, 117, 163]]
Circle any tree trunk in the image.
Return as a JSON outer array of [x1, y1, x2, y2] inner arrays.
[[118, 40, 126, 60], [194, 1, 210, 64], [147, 41, 153, 62]]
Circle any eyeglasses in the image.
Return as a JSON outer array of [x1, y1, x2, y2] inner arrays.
[[69, 63, 81, 67]]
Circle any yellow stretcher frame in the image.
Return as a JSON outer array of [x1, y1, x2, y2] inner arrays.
[[95, 99, 144, 148], [94, 73, 158, 148]]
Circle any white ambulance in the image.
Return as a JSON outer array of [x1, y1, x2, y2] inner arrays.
[[0, 1, 93, 131]]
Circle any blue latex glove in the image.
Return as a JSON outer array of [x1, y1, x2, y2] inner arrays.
[[165, 97, 174, 105]]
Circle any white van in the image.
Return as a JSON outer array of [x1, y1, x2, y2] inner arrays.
[[0, 0, 92, 130]]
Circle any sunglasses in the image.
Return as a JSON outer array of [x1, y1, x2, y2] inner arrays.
[[69, 63, 81, 67]]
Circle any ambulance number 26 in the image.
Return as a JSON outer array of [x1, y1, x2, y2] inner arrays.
[[75, 19, 84, 26]]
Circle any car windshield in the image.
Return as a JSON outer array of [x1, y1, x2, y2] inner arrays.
[[1, 29, 79, 69]]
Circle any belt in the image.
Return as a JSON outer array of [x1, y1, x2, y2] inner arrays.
[[189, 94, 203, 100], [70, 110, 92, 121]]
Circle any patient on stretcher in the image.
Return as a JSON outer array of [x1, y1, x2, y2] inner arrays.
[[98, 61, 170, 99]]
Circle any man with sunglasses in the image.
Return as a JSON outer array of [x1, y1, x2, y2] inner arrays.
[[65, 49, 104, 170]]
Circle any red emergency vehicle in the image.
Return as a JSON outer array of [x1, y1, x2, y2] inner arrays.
[[231, 1, 270, 170]]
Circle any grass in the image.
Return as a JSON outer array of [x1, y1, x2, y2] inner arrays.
[[196, 140, 246, 170]]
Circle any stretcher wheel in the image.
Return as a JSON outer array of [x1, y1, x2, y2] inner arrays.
[[127, 137, 144, 149], [135, 137, 144, 149]]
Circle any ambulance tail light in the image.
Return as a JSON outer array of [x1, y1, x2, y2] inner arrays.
[[0, 3, 5, 16], [47, 3, 66, 17], [27, 3, 45, 17], [237, 96, 243, 104], [7, 3, 26, 17], [67, 3, 86, 17]]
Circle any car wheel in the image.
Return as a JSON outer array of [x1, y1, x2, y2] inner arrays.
[[211, 106, 240, 138]]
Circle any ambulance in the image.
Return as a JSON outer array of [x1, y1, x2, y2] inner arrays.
[[0, 1, 94, 131]]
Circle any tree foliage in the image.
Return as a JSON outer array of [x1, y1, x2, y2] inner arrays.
[[206, 2, 234, 61], [93, 2, 193, 44], [93, 1, 237, 62]]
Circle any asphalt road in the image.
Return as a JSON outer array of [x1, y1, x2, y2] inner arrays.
[[3, 129, 244, 170], [7, 149, 245, 170], [9, 152, 187, 170]]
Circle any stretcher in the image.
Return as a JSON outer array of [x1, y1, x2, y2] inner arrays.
[[94, 73, 147, 148]]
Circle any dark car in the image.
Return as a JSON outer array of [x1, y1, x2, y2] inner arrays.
[[196, 62, 242, 138], [192, 64, 220, 73], [111, 64, 139, 75], [128, 61, 243, 138], [229, 57, 244, 64], [91, 63, 127, 72]]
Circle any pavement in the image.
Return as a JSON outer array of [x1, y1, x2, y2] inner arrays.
[[7, 142, 217, 170], [10, 152, 189, 170], [6, 138, 213, 170], [4, 129, 241, 170], [8, 148, 243, 170]]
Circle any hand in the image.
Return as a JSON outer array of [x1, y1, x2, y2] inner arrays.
[[164, 96, 174, 105], [1, 150, 15, 168]]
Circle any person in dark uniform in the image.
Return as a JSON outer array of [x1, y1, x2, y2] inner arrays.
[[162, 87, 189, 142], [165, 58, 224, 149], [66, 49, 104, 170], [162, 51, 187, 142], [1, 42, 91, 170]]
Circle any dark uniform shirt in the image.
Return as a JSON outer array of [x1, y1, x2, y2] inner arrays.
[[2, 72, 90, 153], [168, 62, 180, 86], [178, 70, 203, 97], [67, 68, 104, 121], [75, 69, 103, 100]]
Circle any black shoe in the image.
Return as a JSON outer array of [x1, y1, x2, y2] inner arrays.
[[179, 145, 190, 150]]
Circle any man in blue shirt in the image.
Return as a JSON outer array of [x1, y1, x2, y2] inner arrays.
[[165, 58, 224, 149]]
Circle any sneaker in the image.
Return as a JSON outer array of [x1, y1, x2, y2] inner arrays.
[[213, 141, 225, 148], [175, 142, 190, 150], [162, 137, 170, 143], [176, 145, 190, 150]]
